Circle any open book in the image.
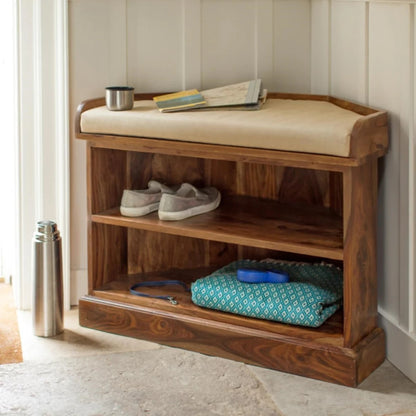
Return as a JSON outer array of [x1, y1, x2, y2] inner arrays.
[[197, 79, 266, 111], [153, 79, 266, 112]]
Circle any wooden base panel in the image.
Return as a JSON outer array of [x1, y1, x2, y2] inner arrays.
[[79, 296, 385, 387]]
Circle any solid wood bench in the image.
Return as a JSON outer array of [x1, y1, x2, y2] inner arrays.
[[76, 92, 388, 386]]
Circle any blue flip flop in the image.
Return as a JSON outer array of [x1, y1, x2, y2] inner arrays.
[[237, 268, 290, 284]]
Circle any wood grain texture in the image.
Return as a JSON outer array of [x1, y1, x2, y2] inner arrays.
[[89, 147, 126, 214], [236, 162, 281, 198], [79, 133, 373, 171], [126, 152, 153, 190], [89, 223, 127, 291], [349, 112, 389, 159], [277, 167, 328, 206], [92, 195, 344, 260], [79, 296, 385, 387], [343, 158, 378, 347], [329, 171, 343, 216], [355, 327, 386, 384], [91, 267, 344, 344], [127, 229, 206, 274]]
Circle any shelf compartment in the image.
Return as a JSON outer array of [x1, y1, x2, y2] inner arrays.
[[91, 267, 344, 345], [91, 195, 344, 261]]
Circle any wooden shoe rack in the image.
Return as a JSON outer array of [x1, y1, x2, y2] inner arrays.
[[75, 92, 388, 386]]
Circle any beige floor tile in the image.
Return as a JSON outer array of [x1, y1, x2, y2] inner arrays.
[[14, 307, 416, 415], [17, 308, 160, 362], [250, 361, 416, 416]]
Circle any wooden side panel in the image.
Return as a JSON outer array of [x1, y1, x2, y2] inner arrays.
[[343, 159, 378, 347], [87, 146, 128, 293], [89, 147, 126, 213], [355, 328, 386, 385], [329, 171, 343, 216], [89, 223, 127, 291]]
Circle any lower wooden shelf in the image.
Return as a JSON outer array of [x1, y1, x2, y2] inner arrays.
[[79, 268, 385, 387]]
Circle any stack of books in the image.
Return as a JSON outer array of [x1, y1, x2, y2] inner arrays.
[[153, 79, 267, 113]]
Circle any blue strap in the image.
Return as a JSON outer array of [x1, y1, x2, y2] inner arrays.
[[130, 280, 190, 305], [237, 268, 290, 284]]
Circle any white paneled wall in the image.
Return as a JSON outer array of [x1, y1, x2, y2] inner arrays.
[[201, 0, 257, 86], [311, 1, 416, 381], [330, 1, 368, 102], [69, 0, 416, 381], [315, 0, 416, 382], [127, 0, 184, 91], [273, 0, 311, 92], [369, 2, 411, 327]]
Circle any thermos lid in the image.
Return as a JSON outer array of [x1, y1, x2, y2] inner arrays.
[[34, 220, 61, 241]]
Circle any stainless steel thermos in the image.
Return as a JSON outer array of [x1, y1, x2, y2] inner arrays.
[[32, 220, 63, 337]]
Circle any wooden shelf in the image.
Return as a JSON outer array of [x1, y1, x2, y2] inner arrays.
[[92, 267, 344, 347], [92, 195, 344, 260]]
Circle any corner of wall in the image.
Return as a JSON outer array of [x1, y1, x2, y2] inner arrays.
[[379, 309, 416, 384]]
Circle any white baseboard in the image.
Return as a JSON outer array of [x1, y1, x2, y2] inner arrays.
[[379, 309, 416, 384], [70, 269, 88, 307]]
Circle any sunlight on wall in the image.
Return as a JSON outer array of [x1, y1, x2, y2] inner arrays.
[[0, 0, 17, 283]]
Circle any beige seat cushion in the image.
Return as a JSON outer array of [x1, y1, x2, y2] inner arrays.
[[80, 98, 363, 157]]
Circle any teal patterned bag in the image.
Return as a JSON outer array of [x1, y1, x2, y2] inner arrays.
[[191, 259, 343, 328]]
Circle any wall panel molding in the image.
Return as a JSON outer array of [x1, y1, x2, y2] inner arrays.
[[200, 0, 257, 88], [311, 0, 330, 94], [410, 4, 416, 333], [182, 0, 201, 89], [255, 0, 274, 86], [273, 0, 311, 93], [330, 0, 368, 102], [127, 0, 184, 92]]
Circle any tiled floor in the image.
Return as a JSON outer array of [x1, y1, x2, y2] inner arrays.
[[1, 308, 415, 416]]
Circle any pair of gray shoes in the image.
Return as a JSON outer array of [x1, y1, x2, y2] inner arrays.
[[120, 180, 221, 221]]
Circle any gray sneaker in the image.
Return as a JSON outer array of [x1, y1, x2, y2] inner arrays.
[[158, 183, 221, 221], [120, 180, 177, 217]]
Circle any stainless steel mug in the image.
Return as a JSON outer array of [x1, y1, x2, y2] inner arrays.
[[105, 86, 134, 111], [32, 220, 63, 337]]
